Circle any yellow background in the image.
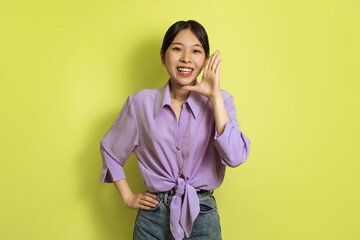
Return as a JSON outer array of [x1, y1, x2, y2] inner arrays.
[[1, 0, 359, 239]]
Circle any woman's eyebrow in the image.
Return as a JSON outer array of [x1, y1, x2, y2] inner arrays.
[[170, 42, 203, 48]]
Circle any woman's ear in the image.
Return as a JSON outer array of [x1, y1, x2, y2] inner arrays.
[[160, 51, 165, 65]]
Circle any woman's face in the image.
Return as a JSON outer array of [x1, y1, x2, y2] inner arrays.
[[161, 29, 206, 88]]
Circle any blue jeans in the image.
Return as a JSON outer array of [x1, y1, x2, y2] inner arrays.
[[133, 190, 222, 240]]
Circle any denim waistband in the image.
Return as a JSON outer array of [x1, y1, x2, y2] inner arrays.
[[155, 189, 213, 205]]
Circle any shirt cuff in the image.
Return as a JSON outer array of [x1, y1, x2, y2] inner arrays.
[[214, 119, 233, 140], [100, 146, 126, 183], [213, 119, 250, 167]]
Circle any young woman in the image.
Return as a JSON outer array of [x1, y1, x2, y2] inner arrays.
[[100, 20, 250, 240]]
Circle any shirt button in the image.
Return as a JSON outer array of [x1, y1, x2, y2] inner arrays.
[[176, 146, 180, 150]]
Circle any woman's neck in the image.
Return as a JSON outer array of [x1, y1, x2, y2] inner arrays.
[[169, 79, 196, 103]]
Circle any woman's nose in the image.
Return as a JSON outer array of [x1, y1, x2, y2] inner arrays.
[[180, 50, 191, 63]]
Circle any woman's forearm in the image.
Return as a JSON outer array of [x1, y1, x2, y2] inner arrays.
[[108, 170, 134, 202], [210, 95, 230, 135], [108, 170, 158, 209]]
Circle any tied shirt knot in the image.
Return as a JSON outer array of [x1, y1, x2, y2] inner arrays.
[[174, 177, 185, 196], [170, 176, 200, 240]]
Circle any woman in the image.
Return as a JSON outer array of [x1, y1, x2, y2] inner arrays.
[[100, 20, 250, 240]]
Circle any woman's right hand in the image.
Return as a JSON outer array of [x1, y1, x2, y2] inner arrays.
[[123, 192, 159, 210]]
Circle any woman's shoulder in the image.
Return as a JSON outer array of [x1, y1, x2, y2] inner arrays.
[[127, 88, 159, 107]]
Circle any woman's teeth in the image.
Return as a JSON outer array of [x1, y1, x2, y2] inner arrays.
[[177, 67, 193, 73]]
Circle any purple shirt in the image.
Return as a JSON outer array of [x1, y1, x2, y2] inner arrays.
[[99, 81, 250, 239]]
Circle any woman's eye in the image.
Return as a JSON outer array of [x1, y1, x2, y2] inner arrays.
[[173, 47, 181, 51], [193, 50, 201, 53]]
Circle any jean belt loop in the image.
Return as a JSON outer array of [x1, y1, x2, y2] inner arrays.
[[164, 192, 168, 205]]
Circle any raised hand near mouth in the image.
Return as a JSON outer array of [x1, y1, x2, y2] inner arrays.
[[182, 50, 230, 135], [182, 50, 222, 100]]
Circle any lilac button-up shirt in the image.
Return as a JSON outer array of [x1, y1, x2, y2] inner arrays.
[[100, 81, 250, 239]]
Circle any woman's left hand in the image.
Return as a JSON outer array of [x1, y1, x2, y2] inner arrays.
[[182, 50, 222, 100]]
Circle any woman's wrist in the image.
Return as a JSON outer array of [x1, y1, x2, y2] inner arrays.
[[122, 192, 135, 206], [209, 94, 224, 105]]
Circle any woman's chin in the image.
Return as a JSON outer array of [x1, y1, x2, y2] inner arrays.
[[170, 78, 196, 87]]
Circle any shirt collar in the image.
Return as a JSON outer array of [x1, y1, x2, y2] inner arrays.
[[154, 80, 202, 119]]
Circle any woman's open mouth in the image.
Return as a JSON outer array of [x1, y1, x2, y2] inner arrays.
[[177, 67, 193, 77]]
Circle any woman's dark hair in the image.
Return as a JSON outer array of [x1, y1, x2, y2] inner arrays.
[[161, 20, 210, 59]]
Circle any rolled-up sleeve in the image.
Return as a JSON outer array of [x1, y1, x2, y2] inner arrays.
[[100, 95, 139, 183], [213, 95, 250, 167]]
